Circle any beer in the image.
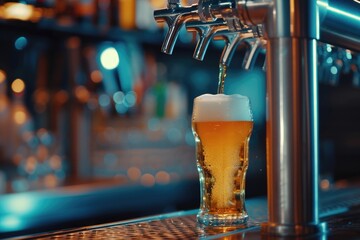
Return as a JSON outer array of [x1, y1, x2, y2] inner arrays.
[[192, 94, 253, 226]]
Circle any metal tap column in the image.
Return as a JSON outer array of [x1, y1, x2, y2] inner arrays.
[[261, 0, 326, 236], [318, 0, 360, 52]]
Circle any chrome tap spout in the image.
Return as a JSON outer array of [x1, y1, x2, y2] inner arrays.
[[242, 37, 266, 70], [154, 2, 199, 54], [187, 19, 261, 67], [154, 0, 256, 55], [187, 19, 230, 61], [215, 31, 254, 67]]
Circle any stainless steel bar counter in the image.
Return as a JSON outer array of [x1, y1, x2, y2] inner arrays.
[[11, 186, 360, 239]]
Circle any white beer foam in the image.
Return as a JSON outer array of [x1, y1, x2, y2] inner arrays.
[[192, 94, 253, 122]]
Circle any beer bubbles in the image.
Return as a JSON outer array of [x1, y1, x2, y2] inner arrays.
[[192, 93, 253, 226]]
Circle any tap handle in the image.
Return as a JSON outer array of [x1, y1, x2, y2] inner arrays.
[[242, 37, 266, 70], [187, 19, 228, 61], [216, 31, 255, 67], [154, 3, 199, 54]]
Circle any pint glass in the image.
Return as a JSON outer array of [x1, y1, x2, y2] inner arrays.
[[192, 94, 253, 226]]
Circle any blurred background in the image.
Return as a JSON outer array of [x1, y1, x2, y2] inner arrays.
[[0, 0, 359, 238]]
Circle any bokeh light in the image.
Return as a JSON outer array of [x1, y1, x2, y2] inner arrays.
[[0, 70, 6, 83], [98, 94, 111, 108], [330, 66, 338, 75], [7, 195, 34, 214], [90, 70, 103, 83], [155, 171, 170, 184], [140, 173, 155, 187], [0, 215, 22, 231], [113, 91, 124, 104], [14, 36, 28, 50], [100, 47, 119, 70], [14, 110, 26, 124], [115, 103, 127, 114], [124, 91, 137, 107], [127, 167, 141, 181], [3, 3, 34, 21], [75, 86, 90, 103], [11, 78, 25, 94]]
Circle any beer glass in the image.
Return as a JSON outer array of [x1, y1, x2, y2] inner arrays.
[[192, 94, 253, 226]]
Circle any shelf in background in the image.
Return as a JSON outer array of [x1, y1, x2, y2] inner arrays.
[[0, 18, 165, 44]]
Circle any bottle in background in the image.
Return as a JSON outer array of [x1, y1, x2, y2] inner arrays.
[[118, 0, 136, 30]]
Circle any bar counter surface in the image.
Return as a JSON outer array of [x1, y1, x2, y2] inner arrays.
[[10, 186, 360, 240]]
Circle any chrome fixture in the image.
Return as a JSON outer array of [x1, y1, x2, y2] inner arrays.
[[154, 0, 360, 237]]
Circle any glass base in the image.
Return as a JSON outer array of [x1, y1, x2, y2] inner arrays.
[[197, 211, 248, 227]]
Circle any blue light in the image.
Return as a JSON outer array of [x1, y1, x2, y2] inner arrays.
[[115, 103, 127, 114], [7, 195, 34, 214], [326, 57, 333, 64], [318, 1, 360, 21], [345, 50, 352, 60], [330, 66, 338, 75], [98, 94, 111, 108], [311, 42, 319, 198], [14, 36, 28, 50], [326, 45, 332, 53], [113, 91, 124, 104], [124, 91, 137, 107], [0, 215, 22, 231]]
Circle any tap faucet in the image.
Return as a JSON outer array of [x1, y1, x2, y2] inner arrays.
[[186, 19, 229, 61], [242, 37, 266, 70], [187, 19, 262, 67], [154, 0, 252, 55], [154, 0, 199, 54], [187, 19, 262, 94], [216, 32, 246, 67]]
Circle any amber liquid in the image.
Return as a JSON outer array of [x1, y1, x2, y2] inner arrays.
[[192, 120, 253, 225]]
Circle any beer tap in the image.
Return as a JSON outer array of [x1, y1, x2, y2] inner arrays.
[[187, 19, 266, 92], [216, 31, 249, 67], [154, 0, 200, 54], [242, 37, 266, 70], [154, 0, 360, 237], [186, 19, 257, 93], [215, 30, 261, 93], [153, 0, 253, 55], [187, 20, 256, 64], [186, 19, 230, 61]]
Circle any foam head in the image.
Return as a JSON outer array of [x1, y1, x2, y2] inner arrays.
[[192, 94, 253, 122]]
